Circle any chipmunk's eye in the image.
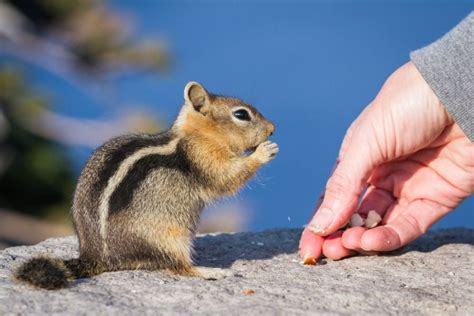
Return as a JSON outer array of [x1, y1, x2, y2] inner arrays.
[[233, 109, 251, 121]]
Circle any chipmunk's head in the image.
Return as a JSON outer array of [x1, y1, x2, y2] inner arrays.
[[177, 81, 275, 154]]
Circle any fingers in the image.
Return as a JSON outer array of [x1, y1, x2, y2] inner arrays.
[[300, 228, 356, 261], [356, 185, 395, 219], [322, 231, 355, 260], [298, 227, 324, 261], [335, 198, 451, 256], [341, 226, 367, 251], [308, 143, 378, 236], [306, 99, 391, 237], [305, 197, 451, 259], [360, 199, 452, 251], [338, 185, 393, 255], [307, 172, 395, 260]]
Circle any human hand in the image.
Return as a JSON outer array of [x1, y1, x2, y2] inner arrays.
[[299, 62, 474, 261]]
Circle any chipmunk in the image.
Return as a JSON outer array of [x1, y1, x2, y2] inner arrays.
[[14, 82, 277, 290]]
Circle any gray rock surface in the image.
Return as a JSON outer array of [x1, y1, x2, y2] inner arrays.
[[0, 228, 473, 315]]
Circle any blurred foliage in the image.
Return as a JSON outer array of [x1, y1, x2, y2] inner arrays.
[[0, 0, 170, 221], [4, 0, 169, 71], [0, 67, 75, 220]]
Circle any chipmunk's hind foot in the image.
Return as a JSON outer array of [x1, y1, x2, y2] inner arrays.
[[185, 267, 233, 280]]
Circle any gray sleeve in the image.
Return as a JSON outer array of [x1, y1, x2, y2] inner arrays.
[[410, 12, 473, 142]]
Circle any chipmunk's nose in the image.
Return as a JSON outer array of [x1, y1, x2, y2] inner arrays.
[[268, 122, 275, 136]]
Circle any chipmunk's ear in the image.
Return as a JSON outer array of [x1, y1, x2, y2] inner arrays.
[[184, 81, 211, 114]]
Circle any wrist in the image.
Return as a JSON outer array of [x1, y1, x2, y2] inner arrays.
[[408, 61, 455, 127]]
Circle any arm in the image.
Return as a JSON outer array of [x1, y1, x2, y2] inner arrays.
[[411, 12, 474, 142]]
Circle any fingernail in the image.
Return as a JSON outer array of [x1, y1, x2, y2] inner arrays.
[[309, 208, 334, 234]]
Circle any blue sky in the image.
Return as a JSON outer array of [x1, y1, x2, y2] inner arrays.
[[11, 0, 474, 230]]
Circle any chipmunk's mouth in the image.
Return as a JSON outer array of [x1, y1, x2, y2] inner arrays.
[[249, 136, 270, 150], [243, 142, 262, 156], [244, 136, 269, 156], [244, 146, 257, 156]]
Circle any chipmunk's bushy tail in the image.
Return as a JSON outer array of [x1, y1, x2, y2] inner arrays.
[[14, 257, 104, 290]]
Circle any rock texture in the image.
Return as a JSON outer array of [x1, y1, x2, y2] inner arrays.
[[0, 228, 473, 315]]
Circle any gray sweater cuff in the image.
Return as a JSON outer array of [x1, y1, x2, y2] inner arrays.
[[410, 12, 474, 142]]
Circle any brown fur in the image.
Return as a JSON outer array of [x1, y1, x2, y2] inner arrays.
[[14, 82, 277, 290], [180, 93, 274, 196]]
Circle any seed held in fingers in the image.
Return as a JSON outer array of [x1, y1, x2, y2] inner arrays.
[[365, 210, 382, 228], [349, 213, 365, 227]]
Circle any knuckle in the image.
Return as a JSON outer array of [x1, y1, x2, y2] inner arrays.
[[404, 213, 426, 235], [325, 170, 356, 197]]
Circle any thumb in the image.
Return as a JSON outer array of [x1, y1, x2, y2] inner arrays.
[[308, 135, 379, 236]]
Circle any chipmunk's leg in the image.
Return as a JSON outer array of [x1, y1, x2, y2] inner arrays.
[[142, 225, 202, 277], [162, 247, 233, 280], [151, 230, 233, 280], [105, 241, 197, 276], [105, 213, 196, 274]]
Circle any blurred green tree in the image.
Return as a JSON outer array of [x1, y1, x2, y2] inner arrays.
[[0, 0, 169, 221], [0, 68, 75, 219]]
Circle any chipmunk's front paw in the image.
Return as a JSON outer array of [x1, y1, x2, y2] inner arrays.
[[253, 141, 279, 163]]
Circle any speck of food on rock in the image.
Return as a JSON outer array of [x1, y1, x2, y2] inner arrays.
[[301, 254, 317, 265], [242, 289, 256, 295]]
